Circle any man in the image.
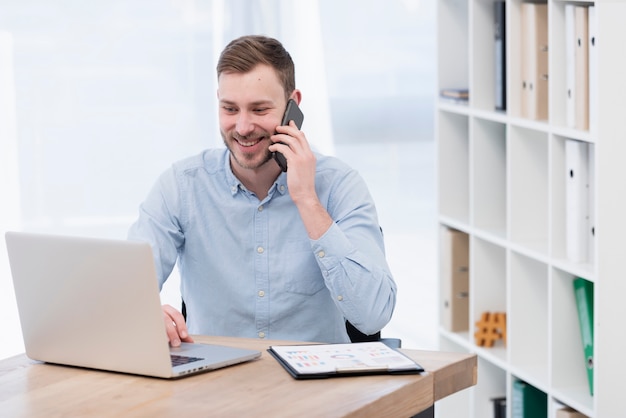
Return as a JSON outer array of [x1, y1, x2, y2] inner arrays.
[[128, 35, 396, 346]]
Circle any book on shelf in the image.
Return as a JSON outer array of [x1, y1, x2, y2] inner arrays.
[[494, 1, 506, 111], [440, 226, 469, 332], [565, 138, 590, 263], [512, 380, 547, 418], [440, 88, 469, 104], [520, 2, 548, 120], [573, 277, 594, 396]]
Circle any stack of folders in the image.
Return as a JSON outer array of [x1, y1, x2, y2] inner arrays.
[[565, 4, 596, 132], [520, 2, 548, 120], [565, 139, 594, 264], [512, 380, 547, 418], [439, 88, 469, 104], [573, 277, 594, 396]]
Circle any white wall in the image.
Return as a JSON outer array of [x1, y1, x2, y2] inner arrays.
[[0, 31, 24, 359]]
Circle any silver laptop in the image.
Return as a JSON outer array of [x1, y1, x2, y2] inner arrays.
[[5, 231, 261, 378]]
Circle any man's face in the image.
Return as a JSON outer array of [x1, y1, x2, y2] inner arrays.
[[217, 64, 287, 171]]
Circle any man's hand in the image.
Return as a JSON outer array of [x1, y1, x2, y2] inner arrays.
[[270, 121, 333, 240], [162, 304, 194, 347]]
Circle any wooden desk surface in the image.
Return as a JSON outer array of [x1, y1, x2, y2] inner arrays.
[[0, 336, 476, 417]]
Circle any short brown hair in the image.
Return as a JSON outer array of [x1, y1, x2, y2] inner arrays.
[[217, 35, 296, 99]]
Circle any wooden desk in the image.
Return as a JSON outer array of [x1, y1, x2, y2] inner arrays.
[[0, 336, 476, 417]]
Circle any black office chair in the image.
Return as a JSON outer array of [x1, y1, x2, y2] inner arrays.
[[345, 320, 401, 349]]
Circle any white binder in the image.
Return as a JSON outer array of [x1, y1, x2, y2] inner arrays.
[[588, 144, 595, 264], [521, 3, 548, 120], [588, 6, 597, 134], [565, 139, 590, 263], [574, 6, 589, 131], [565, 4, 576, 128]]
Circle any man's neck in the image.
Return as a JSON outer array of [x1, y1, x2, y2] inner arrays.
[[230, 158, 281, 200]]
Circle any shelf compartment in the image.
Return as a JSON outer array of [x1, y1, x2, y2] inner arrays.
[[437, 337, 473, 418], [508, 126, 549, 254], [438, 110, 470, 223], [438, 0, 469, 96], [470, 237, 506, 365], [471, 117, 506, 237], [550, 267, 594, 416], [509, 251, 548, 386]]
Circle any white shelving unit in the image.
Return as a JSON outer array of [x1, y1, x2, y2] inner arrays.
[[435, 1, 626, 417]]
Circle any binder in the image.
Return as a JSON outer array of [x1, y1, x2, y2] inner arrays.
[[587, 145, 595, 264], [512, 380, 547, 418], [440, 226, 469, 332], [556, 406, 589, 418], [565, 139, 590, 263], [573, 277, 594, 396], [574, 6, 589, 130], [588, 6, 597, 133], [520, 3, 548, 120], [494, 1, 506, 111], [565, 4, 576, 128], [267, 342, 424, 379]]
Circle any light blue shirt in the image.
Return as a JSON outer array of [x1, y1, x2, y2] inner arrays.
[[128, 148, 396, 343]]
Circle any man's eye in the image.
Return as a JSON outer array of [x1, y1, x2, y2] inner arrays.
[[254, 108, 269, 114], [222, 107, 237, 113]]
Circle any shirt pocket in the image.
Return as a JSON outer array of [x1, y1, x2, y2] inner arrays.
[[284, 272, 326, 295], [282, 239, 326, 296]]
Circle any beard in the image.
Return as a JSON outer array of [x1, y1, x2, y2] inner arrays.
[[221, 130, 274, 170]]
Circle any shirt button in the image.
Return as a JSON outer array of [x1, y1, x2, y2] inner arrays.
[[317, 250, 325, 258], [231, 186, 237, 193], [258, 290, 265, 297], [258, 332, 266, 338], [257, 246, 264, 254], [280, 185, 286, 192], [258, 205, 264, 212], [337, 295, 344, 301]]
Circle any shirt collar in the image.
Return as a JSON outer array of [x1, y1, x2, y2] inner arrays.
[[222, 150, 289, 197]]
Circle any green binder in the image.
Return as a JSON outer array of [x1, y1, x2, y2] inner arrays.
[[573, 277, 594, 396], [512, 380, 547, 418]]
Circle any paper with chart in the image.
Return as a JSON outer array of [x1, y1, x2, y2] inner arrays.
[[269, 342, 423, 375]]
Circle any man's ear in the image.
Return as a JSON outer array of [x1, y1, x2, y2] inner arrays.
[[290, 89, 302, 105]]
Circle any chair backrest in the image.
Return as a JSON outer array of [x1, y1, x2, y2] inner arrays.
[[345, 320, 380, 342]]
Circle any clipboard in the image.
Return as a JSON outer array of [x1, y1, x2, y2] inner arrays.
[[267, 342, 424, 379]]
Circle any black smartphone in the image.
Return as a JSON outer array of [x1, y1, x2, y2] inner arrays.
[[273, 99, 304, 172]]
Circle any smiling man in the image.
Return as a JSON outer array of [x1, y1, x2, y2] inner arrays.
[[128, 35, 396, 345]]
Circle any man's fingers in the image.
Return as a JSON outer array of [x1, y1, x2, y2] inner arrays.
[[162, 304, 193, 346]]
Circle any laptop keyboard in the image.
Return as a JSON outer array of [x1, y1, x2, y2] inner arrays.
[[171, 354, 204, 367]]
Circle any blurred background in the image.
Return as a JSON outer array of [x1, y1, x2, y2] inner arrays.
[[0, 0, 436, 359]]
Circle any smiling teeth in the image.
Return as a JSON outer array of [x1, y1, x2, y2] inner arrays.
[[238, 138, 261, 147]]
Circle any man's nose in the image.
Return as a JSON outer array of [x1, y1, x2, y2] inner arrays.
[[236, 112, 255, 136]]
